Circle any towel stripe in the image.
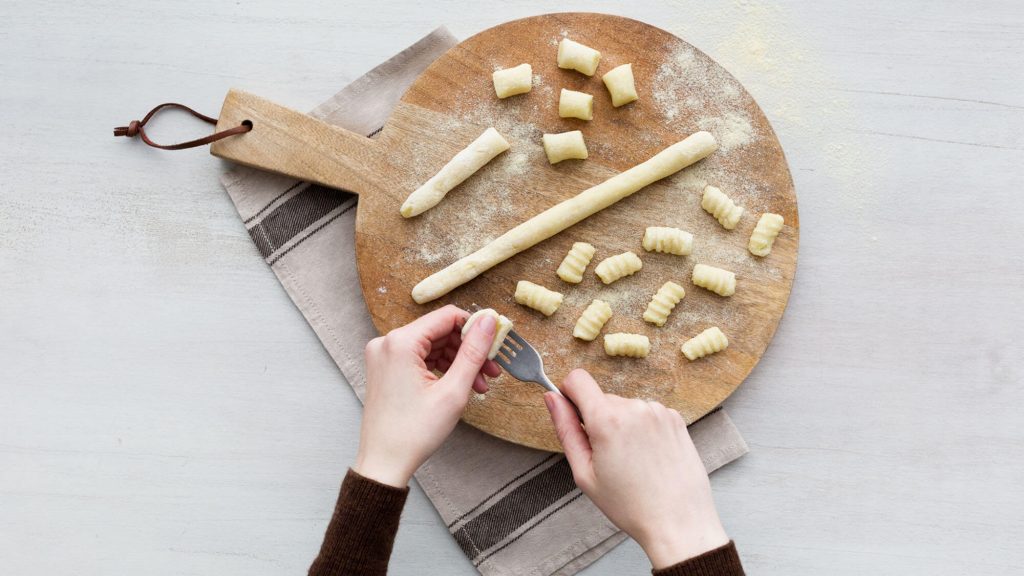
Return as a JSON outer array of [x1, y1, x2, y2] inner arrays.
[[247, 184, 356, 259], [452, 457, 580, 561]]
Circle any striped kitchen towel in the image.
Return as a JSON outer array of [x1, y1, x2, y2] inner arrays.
[[220, 27, 749, 576]]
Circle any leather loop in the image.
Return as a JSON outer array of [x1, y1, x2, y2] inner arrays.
[[113, 102, 251, 150]]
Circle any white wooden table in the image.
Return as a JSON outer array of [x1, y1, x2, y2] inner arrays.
[[2, 1, 1022, 574]]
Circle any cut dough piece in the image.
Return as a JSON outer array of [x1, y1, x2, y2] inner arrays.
[[573, 299, 613, 341], [401, 127, 510, 218], [559, 89, 594, 121], [557, 38, 601, 76], [643, 281, 686, 326], [602, 63, 638, 107], [594, 251, 642, 284], [411, 131, 718, 303], [701, 185, 744, 230], [681, 327, 729, 360], [556, 241, 596, 284], [514, 280, 564, 316], [748, 213, 784, 257], [692, 264, 736, 297], [604, 333, 650, 358], [492, 63, 533, 98], [543, 131, 588, 164], [642, 226, 693, 256], [462, 308, 514, 359]]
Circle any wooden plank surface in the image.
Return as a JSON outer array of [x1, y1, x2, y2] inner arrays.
[[352, 13, 798, 451], [1, 1, 1022, 575]]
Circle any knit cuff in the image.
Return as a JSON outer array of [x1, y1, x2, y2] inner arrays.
[[652, 541, 744, 576], [309, 469, 410, 576]]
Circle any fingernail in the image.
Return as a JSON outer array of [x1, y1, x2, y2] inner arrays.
[[543, 392, 555, 412], [478, 315, 496, 334]]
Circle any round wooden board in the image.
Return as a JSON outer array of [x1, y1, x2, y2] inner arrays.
[[354, 13, 798, 452]]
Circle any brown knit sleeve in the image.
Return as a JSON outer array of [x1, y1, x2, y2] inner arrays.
[[651, 541, 745, 576], [308, 469, 410, 576]]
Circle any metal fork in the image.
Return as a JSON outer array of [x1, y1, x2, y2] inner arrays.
[[493, 329, 583, 421]]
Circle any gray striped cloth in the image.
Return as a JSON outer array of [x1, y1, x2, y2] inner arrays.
[[220, 27, 749, 576]]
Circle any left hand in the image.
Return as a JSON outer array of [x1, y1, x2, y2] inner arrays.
[[354, 305, 501, 487]]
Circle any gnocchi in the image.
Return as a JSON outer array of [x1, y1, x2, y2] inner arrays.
[[543, 130, 588, 164], [701, 185, 744, 230], [681, 327, 729, 360], [601, 63, 638, 107], [748, 213, 784, 257], [559, 88, 594, 121], [557, 38, 601, 76], [556, 241, 596, 284], [691, 264, 736, 297], [514, 280, 564, 316], [462, 308, 514, 359], [573, 299, 613, 341], [604, 333, 651, 358], [642, 281, 686, 327], [594, 251, 643, 284], [492, 63, 533, 98], [642, 226, 693, 256]]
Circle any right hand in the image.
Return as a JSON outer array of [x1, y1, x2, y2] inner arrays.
[[543, 369, 729, 569]]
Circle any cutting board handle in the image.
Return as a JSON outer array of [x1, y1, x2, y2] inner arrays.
[[210, 89, 384, 195]]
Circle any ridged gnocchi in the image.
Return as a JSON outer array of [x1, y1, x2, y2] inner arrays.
[[556, 241, 596, 284], [514, 280, 564, 316], [681, 326, 729, 360], [594, 251, 643, 284], [573, 299, 613, 341], [701, 185, 744, 230], [603, 333, 650, 358], [692, 264, 736, 296], [642, 281, 686, 327], [462, 308, 514, 359], [748, 213, 784, 257], [642, 226, 693, 256]]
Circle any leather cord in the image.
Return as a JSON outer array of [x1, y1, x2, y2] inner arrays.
[[113, 103, 251, 150]]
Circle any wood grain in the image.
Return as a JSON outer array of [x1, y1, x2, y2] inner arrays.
[[353, 14, 799, 450]]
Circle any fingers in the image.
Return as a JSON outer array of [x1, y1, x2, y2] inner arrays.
[[440, 314, 496, 390], [482, 359, 501, 378], [544, 392, 594, 489], [472, 373, 489, 394], [560, 369, 605, 421], [397, 304, 469, 345]]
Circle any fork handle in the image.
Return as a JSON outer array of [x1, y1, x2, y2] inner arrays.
[[539, 373, 584, 424]]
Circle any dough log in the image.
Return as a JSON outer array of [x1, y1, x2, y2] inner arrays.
[[400, 127, 510, 218], [411, 131, 718, 303]]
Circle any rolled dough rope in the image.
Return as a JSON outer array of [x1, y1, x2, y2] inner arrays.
[[411, 131, 718, 303], [400, 127, 511, 218]]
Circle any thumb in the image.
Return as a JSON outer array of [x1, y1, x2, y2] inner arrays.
[[441, 314, 495, 390], [544, 392, 594, 489]]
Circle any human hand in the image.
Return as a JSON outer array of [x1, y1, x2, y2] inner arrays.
[[354, 305, 501, 488], [544, 369, 729, 568]]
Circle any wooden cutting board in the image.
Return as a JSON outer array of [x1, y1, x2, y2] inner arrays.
[[210, 13, 798, 452]]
